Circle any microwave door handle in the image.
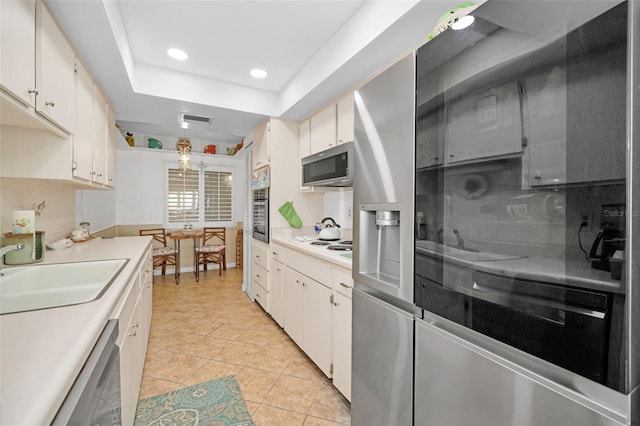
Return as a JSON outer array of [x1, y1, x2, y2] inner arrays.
[[471, 282, 606, 321]]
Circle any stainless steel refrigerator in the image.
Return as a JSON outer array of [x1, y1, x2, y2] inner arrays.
[[413, 1, 637, 425], [352, 53, 417, 426]]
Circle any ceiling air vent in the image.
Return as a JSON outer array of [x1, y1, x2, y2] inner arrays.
[[180, 113, 212, 126]]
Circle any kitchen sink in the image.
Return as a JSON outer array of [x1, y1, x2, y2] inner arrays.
[[415, 240, 525, 262], [0, 259, 129, 315]]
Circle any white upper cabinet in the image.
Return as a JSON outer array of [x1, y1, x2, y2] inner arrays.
[[92, 87, 107, 185], [336, 91, 354, 145], [309, 103, 337, 155], [0, 0, 37, 107], [36, 1, 75, 132], [252, 119, 270, 170], [73, 60, 94, 182], [106, 104, 116, 187], [302, 90, 354, 158]]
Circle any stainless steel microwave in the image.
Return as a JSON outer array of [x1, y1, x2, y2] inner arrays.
[[301, 142, 353, 187]]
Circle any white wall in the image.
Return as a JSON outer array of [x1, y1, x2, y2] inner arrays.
[[324, 190, 353, 229], [75, 189, 116, 233], [1, 179, 76, 243], [115, 149, 246, 226]]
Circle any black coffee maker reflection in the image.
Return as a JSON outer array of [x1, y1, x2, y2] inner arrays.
[[590, 204, 626, 272]]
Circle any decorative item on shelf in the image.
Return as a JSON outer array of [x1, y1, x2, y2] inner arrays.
[[227, 147, 236, 155], [204, 144, 216, 154], [428, 1, 477, 40], [236, 140, 244, 153], [148, 138, 163, 149], [125, 132, 135, 147], [177, 137, 192, 170]]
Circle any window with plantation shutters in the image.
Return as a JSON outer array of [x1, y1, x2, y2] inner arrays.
[[204, 170, 232, 221], [166, 165, 234, 227], [167, 169, 200, 223]]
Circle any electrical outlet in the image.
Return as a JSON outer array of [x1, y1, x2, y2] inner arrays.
[[579, 210, 592, 230]]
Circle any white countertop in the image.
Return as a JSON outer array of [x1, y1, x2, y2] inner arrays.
[[0, 236, 151, 426], [416, 244, 624, 294], [271, 228, 352, 270]]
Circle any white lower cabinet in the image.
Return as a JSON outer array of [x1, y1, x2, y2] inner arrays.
[[270, 260, 284, 327], [253, 263, 270, 312], [331, 266, 353, 401], [118, 246, 153, 426], [279, 246, 353, 393], [269, 244, 286, 327], [283, 263, 333, 377], [284, 267, 305, 348]]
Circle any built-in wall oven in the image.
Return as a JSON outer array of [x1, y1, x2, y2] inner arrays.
[[252, 166, 270, 243], [413, 1, 631, 425]]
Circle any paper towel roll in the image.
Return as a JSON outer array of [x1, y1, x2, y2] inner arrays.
[[12, 209, 35, 233], [12, 209, 36, 260]]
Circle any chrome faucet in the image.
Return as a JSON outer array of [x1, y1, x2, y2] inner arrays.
[[453, 229, 465, 248], [1, 243, 24, 258], [0, 243, 25, 275]]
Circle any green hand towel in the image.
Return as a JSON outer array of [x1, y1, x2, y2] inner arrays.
[[279, 201, 303, 228]]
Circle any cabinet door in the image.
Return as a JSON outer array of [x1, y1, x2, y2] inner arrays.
[[120, 295, 144, 426], [310, 103, 337, 154], [303, 278, 332, 376], [106, 104, 116, 187], [252, 119, 270, 170], [416, 108, 445, 168], [284, 266, 304, 347], [446, 81, 523, 164], [92, 87, 107, 184], [0, 0, 36, 107], [332, 290, 352, 401], [36, 2, 75, 132], [565, 39, 626, 183], [73, 60, 94, 181], [270, 260, 284, 327], [526, 67, 567, 186], [299, 119, 311, 190], [336, 92, 354, 145]]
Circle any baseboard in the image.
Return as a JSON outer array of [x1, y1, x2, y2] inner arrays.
[[153, 262, 237, 275]]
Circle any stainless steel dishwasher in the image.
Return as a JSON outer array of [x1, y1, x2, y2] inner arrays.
[[52, 319, 121, 425]]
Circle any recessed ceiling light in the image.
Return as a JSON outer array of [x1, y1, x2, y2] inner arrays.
[[250, 68, 268, 79], [451, 15, 475, 30], [167, 48, 188, 61]]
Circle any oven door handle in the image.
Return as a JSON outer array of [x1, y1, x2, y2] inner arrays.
[[472, 282, 606, 320]]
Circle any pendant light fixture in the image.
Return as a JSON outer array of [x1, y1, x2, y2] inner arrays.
[[176, 136, 192, 171]]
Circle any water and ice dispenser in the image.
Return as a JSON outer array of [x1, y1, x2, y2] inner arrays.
[[358, 203, 401, 288]]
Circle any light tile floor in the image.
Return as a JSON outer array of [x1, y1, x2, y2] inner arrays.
[[138, 268, 351, 426]]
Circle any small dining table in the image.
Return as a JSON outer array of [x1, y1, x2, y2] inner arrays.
[[168, 229, 204, 284]]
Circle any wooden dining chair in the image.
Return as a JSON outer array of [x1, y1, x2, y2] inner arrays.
[[194, 227, 226, 281], [139, 228, 178, 284]]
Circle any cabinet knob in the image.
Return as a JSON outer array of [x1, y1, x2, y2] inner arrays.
[[449, 154, 455, 158], [302, 282, 307, 287], [45, 101, 55, 107], [534, 174, 542, 180], [256, 274, 260, 278], [128, 330, 137, 337], [334, 302, 340, 306], [28, 89, 38, 95], [339, 282, 350, 288]]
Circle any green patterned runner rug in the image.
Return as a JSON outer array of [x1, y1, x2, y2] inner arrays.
[[134, 375, 254, 425]]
